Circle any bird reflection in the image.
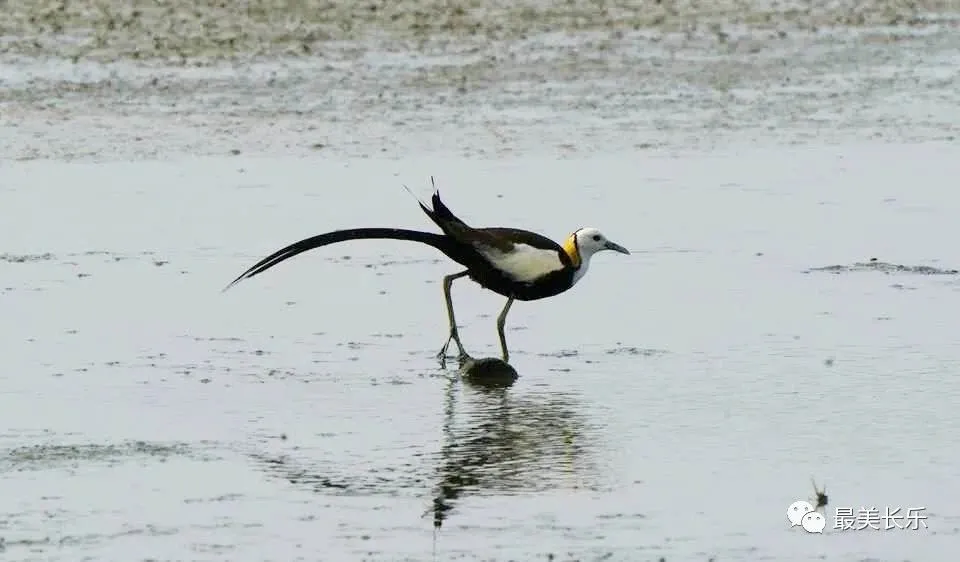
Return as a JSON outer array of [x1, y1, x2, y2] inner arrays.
[[245, 372, 601, 530], [430, 375, 600, 528]]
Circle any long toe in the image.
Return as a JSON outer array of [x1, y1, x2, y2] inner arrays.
[[436, 338, 451, 358], [437, 345, 454, 368]]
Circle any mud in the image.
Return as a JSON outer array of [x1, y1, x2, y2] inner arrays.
[[2, 1, 959, 161], [3, 0, 955, 61], [458, 356, 520, 387], [808, 259, 960, 275], [0, 441, 199, 472]]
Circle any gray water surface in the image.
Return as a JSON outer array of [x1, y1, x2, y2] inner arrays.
[[2, 146, 959, 560]]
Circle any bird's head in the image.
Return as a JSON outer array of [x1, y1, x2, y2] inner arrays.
[[562, 227, 630, 268]]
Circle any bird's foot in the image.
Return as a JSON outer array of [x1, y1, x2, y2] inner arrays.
[[436, 333, 468, 369], [435, 335, 452, 366]]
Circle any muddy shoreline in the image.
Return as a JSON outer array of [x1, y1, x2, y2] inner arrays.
[[3, 0, 957, 60], [3, 1, 958, 161]]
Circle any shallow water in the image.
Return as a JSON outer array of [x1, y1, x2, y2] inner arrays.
[[2, 144, 959, 560]]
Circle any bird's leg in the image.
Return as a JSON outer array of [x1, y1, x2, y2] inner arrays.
[[496, 297, 515, 364], [436, 270, 470, 366]]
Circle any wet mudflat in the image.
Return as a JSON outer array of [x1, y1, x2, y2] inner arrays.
[[3, 146, 960, 561], [3, 0, 960, 559], [3, 3, 960, 161]]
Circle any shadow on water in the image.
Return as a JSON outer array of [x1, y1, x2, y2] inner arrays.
[[430, 374, 601, 528]]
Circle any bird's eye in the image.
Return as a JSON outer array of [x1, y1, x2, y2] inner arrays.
[[592, 235, 602, 242]]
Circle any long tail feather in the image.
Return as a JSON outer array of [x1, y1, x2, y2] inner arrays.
[[402, 183, 434, 219], [407, 177, 469, 235], [223, 228, 454, 292]]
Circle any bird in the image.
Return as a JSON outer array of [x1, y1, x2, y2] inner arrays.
[[224, 179, 630, 365]]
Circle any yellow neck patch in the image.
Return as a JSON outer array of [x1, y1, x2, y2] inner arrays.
[[562, 234, 582, 268]]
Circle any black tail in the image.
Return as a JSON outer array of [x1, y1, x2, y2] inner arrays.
[[223, 228, 456, 292], [413, 177, 471, 236], [429, 190, 467, 225]]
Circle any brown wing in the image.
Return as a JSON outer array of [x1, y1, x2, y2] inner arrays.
[[479, 228, 563, 252], [418, 190, 517, 253], [418, 188, 572, 271]]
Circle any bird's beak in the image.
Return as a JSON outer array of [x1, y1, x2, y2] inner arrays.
[[605, 240, 630, 255]]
